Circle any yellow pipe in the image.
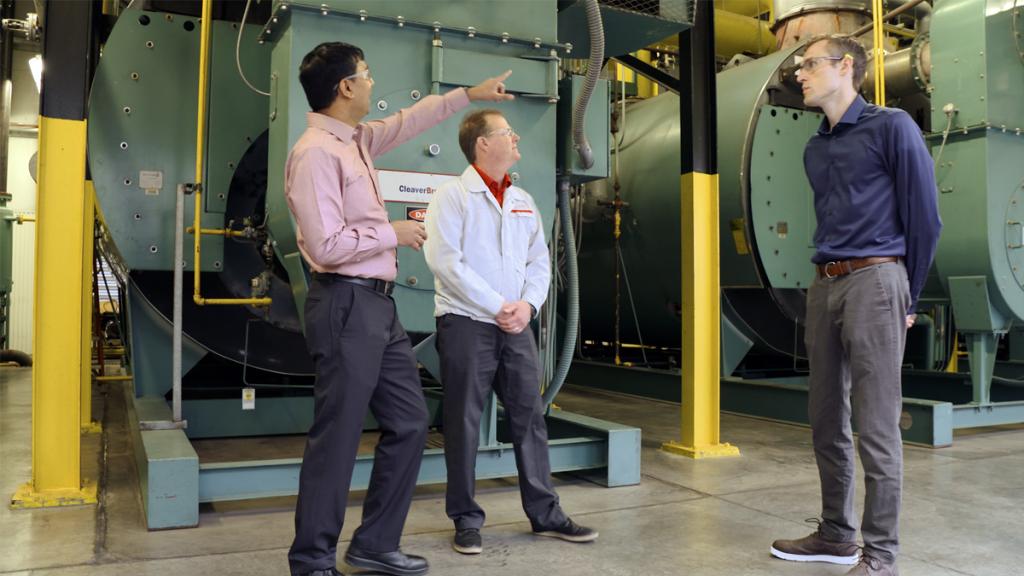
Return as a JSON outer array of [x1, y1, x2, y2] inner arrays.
[[873, 0, 886, 105], [191, 0, 271, 307], [16, 214, 35, 223], [713, 0, 771, 18], [715, 8, 775, 58], [635, 50, 655, 98], [193, 0, 211, 306], [94, 375, 133, 382], [656, 9, 776, 60], [186, 226, 249, 238], [884, 23, 917, 40]]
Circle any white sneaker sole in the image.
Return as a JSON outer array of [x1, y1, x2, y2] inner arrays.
[[770, 546, 860, 565], [534, 530, 599, 543], [452, 542, 482, 555]]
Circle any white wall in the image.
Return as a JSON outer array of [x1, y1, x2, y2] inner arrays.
[[5, 47, 40, 353]]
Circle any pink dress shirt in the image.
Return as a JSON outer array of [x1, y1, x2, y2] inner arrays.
[[284, 88, 470, 281]]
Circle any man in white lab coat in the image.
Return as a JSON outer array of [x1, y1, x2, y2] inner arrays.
[[424, 109, 598, 556]]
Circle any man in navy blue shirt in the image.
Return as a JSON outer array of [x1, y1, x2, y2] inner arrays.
[[769, 35, 942, 576]]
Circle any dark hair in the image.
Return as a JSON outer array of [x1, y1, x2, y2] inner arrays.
[[298, 42, 365, 111], [806, 34, 868, 91], [458, 109, 503, 163]]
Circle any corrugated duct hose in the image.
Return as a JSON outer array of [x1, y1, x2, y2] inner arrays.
[[543, 0, 603, 407]]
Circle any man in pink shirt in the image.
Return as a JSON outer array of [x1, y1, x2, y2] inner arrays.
[[284, 42, 513, 576]]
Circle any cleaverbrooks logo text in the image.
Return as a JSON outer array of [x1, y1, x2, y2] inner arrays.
[[398, 185, 435, 196]]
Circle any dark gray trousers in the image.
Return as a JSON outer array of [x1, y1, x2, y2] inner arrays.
[[436, 313, 567, 532], [806, 261, 909, 564], [288, 279, 429, 575]]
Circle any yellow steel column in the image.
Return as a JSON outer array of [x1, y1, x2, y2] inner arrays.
[[662, 173, 739, 458], [82, 181, 101, 434], [660, 0, 739, 460], [11, 118, 97, 507], [11, 0, 98, 507]]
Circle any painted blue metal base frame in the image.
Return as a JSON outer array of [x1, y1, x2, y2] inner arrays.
[[569, 360, 1024, 448], [125, 384, 641, 530]]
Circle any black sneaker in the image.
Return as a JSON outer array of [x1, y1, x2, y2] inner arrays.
[[452, 528, 482, 554], [533, 518, 599, 543]]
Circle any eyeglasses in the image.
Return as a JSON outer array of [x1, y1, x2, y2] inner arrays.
[[487, 127, 517, 138], [794, 55, 848, 73], [341, 68, 372, 82]]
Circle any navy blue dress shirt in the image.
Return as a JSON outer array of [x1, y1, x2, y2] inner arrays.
[[804, 96, 942, 313]]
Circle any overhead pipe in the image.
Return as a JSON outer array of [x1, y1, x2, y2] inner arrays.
[[850, 0, 930, 36]]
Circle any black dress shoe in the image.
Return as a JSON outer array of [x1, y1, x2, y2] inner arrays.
[[344, 546, 429, 576], [294, 569, 343, 576]]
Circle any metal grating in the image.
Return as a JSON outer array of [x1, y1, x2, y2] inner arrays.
[[600, 0, 689, 23]]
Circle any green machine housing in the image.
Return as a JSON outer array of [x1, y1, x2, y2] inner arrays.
[[86, 0, 659, 529], [573, 0, 1024, 447]]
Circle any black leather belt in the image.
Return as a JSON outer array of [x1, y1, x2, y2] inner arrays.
[[312, 272, 394, 296]]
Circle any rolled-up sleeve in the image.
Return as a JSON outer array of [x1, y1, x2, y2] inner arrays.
[[285, 147, 397, 269], [890, 113, 942, 313], [423, 183, 505, 317], [361, 88, 470, 159]]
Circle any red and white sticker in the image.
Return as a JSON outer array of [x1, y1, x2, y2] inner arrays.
[[406, 207, 427, 222]]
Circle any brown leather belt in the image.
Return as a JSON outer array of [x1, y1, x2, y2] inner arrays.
[[816, 256, 901, 279]]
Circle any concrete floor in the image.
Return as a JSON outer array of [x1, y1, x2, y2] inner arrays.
[[2, 365, 1023, 576]]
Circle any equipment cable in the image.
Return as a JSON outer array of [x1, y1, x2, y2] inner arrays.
[[237, 0, 270, 96]]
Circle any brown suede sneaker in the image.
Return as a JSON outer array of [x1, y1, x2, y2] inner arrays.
[[770, 525, 860, 565], [845, 554, 899, 575]]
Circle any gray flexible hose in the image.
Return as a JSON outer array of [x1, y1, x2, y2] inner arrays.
[[543, 180, 579, 406], [572, 0, 604, 170]]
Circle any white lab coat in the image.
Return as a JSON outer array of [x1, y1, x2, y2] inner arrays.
[[423, 165, 550, 324]]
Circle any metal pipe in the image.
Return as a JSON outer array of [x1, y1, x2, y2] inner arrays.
[[189, 0, 270, 308], [863, 36, 930, 98], [186, 226, 249, 238], [0, 0, 15, 204], [850, 0, 929, 37], [872, 0, 886, 104], [173, 184, 184, 423], [715, 8, 775, 58], [192, 0, 211, 305], [94, 375, 132, 382]]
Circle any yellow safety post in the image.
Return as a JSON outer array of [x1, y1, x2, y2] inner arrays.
[[81, 182, 101, 434], [10, 117, 98, 508], [662, 173, 740, 459], [11, 0, 98, 509], [661, 1, 739, 460]]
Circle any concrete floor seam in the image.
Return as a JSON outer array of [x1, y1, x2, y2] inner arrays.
[[92, 387, 110, 564]]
